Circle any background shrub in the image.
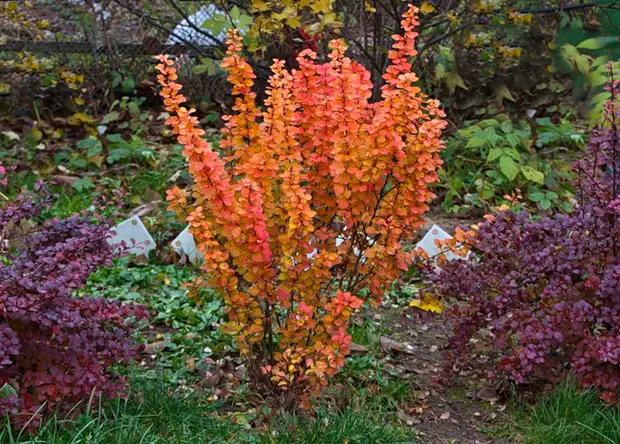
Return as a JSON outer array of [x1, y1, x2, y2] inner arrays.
[[427, 71, 620, 402], [0, 164, 145, 429]]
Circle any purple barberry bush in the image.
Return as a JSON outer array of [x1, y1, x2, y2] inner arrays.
[[0, 166, 145, 429], [429, 70, 620, 403]]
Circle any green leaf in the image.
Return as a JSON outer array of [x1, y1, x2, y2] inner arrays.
[[591, 91, 612, 106], [230, 5, 241, 21], [0, 383, 17, 399], [102, 111, 120, 124], [107, 149, 127, 164], [521, 165, 545, 184], [202, 18, 226, 36], [588, 69, 608, 87], [592, 55, 610, 68], [204, 111, 220, 124], [481, 188, 495, 199], [577, 36, 620, 50], [72, 178, 95, 192], [128, 102, 140, 116], [506, 133, 520, 148], [237, 14, 253, 30], [76, 137, 99, 149], [107, 133, 123, 143], [503, 148, 522, 161], [569, 15, 583, 30], [487, 147, 503, 162], [466, 137, 487, 148], [574, 54, 591, 75], [121, 78, 135, 93], [540, 199, 552, 210], [193, 59, 218, 76], [499, 155, 519, 181], [561, 44, 578, 60], [546, 191, 559, 200], [528, 191, 545, 202], [500, 121, 513, 134]]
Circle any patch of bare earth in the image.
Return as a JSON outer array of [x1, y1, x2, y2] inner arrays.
[[377, 309, 516, 444]]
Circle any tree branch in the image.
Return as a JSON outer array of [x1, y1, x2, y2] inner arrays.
[[519, 2, 617, 14]]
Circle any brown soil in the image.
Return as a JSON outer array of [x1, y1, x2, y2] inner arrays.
[[378, 309, 517, 444]]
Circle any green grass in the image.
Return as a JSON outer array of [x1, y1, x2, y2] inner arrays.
[[268, 399, 413, 443], [349, 313, 386, 352], [0, 379, 414, 444], [514, 380, 620, 444], [0, 379, 246, 444]]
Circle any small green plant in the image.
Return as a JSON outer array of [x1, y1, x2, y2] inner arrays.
[[111, 68, 137, 95], [80, 258, 229, 376], [558, 40, 620, 125], [440, 116, 584, 214], [102, 96, 153, 135]]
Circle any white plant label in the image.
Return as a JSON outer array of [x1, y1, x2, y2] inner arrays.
[[170, 226, 203, 264], [108, 216, 155, 256], [416, 224, 470, 264]]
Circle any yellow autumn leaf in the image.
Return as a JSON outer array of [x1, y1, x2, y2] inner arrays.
[[496, 83, 515, 103], [445, 71, 468, 94], [420, 1, 436, 15], [251, 0, 270, 12], [409, 292, 443, 313], [310, 0, 332, 14], [67, 112, 97, 126], [365, 1, 376, 13], [221, 322, 242, 334], [321, 12, 339, 27], [286, 15, 302, 28], [31, 127, 43, 141], [36, 19, 50, 30]]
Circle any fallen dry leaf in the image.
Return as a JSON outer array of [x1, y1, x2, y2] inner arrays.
[[476, 386, 500, 402], [202, 370, 222, 389], [380, 336, 415, 355], [349, 342, 369, 354], [143, 341, 166, 354], [397, 410, 421, 425], [129, 200, 163, 218], [54, 175, 80, 187]]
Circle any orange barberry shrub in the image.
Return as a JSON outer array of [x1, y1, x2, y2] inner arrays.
[[156, 4, 446, 404]]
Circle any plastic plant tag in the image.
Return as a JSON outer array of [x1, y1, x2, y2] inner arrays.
[[171, 226, 203, 264], [416, 224, 470, 265], [108, 216, 155, 256]]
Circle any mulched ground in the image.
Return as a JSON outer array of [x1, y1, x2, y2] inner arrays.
[[378, 309, 517, 444]]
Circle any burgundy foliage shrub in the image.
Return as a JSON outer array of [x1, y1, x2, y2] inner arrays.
[[0, 166, 145, 428], [428, 74, 620, 402]]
